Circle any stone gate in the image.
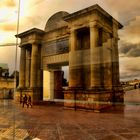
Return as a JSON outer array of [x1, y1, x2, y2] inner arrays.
[[16, 4, 124, 110]]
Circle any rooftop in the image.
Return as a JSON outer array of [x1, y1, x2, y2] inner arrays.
[[16, 28, 45, 38], [64, 4, 123, 29]]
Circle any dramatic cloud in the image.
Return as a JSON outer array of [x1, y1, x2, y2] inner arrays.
[[119, 16, 140, 44], [119, 42, 140, 57], [127, 47, 140, 57], [104, 0, 140, 22], [119, 57, 140, 81], [0, 23, 16, 31]]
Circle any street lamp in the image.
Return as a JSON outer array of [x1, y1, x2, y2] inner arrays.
[[14, 0, 21, 99], [0, 0, 21, 139], [13, 1, 21, 139]]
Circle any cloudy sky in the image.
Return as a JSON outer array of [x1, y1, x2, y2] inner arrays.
[[0, 0, 140, 81]]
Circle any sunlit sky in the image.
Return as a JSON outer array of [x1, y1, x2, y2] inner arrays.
[[0, 0, 140, 81]]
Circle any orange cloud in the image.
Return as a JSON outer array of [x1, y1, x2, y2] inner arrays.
[[0, 0, 16, 8], [0, 23, 16, 31], [119, 16, 140, 44]]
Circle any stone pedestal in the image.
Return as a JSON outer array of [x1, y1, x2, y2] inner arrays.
[[64, 88, 124, 111], [32, 87, 43, 104]]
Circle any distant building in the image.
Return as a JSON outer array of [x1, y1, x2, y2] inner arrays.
[[0, 63, 14, 99]]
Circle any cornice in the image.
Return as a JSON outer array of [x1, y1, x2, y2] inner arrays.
[[64, 4, 123, 29], [15, 28, 45, 38]]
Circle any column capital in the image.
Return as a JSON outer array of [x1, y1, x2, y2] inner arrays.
[[89, 21, 102, 28], [90, 21, 98, 28], [70, 27, 77, 33], [31, 40, 40, 46]]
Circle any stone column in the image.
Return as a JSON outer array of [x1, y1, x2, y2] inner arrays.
[[112, 20, 120, 87], [112, 37, 120, 86], [25, 49, 31, 88], [103, 38, 113, 89], [69, 28, 76, 87], [30, 42, 38, 88], [69, 28, 82, 88], [90, 22, 100, 88], [37, 47, 42, 87], [19, 46, 26, 88]]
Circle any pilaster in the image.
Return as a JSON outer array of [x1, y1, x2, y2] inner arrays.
[[90, 21, 101, 88], [69, 28, 82, 88], [25, 49, 31, 88], [19, 46, 26, 88], [30, 42, 39, 88]]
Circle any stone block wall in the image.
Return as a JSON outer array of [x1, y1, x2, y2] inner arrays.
[[64, 89, 124, 110]]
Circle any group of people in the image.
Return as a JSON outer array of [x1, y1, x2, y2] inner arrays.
[[20, 94, 32, 108]]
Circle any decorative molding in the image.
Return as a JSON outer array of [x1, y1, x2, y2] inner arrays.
[[43, 53, 69, 66]]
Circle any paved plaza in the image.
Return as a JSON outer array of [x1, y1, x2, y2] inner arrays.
[[0, 89, 140, 140]]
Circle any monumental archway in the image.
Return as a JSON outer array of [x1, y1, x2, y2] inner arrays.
[[16, 4, 124, 110]]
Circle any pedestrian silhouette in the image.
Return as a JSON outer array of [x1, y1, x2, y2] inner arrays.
[[134, 84, 137, 89], [27, 95, 32, 108], [22, 94, 28, 108], [8, 89, 12, 99]]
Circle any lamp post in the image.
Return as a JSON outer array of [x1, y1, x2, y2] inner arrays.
[[0, 0, 21, 139], [14, 0, 21, 99], [13, 0, 21, 139]]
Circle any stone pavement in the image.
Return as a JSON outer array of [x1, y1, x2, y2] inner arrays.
[[0, 100, 29, 140], [0, 89, 140, 140]]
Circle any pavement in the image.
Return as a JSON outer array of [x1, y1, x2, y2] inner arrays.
[[0, 89, 140, 140]]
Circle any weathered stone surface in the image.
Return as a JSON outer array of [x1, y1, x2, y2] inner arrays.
[[44, 11, 69, 32], [42, 38, 69, 56], [17, 4, 124, 109]]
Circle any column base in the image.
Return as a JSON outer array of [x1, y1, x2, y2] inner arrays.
[[64, 87, 124, 111]]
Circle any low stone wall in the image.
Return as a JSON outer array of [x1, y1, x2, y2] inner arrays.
[[64, 88, 124, 111]]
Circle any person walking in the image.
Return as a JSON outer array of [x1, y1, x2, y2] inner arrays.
[[27, 95, 32, 108], [22, 94, 28, 108]]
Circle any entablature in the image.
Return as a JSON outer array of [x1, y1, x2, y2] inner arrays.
[[16, 28, 45, 46]]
